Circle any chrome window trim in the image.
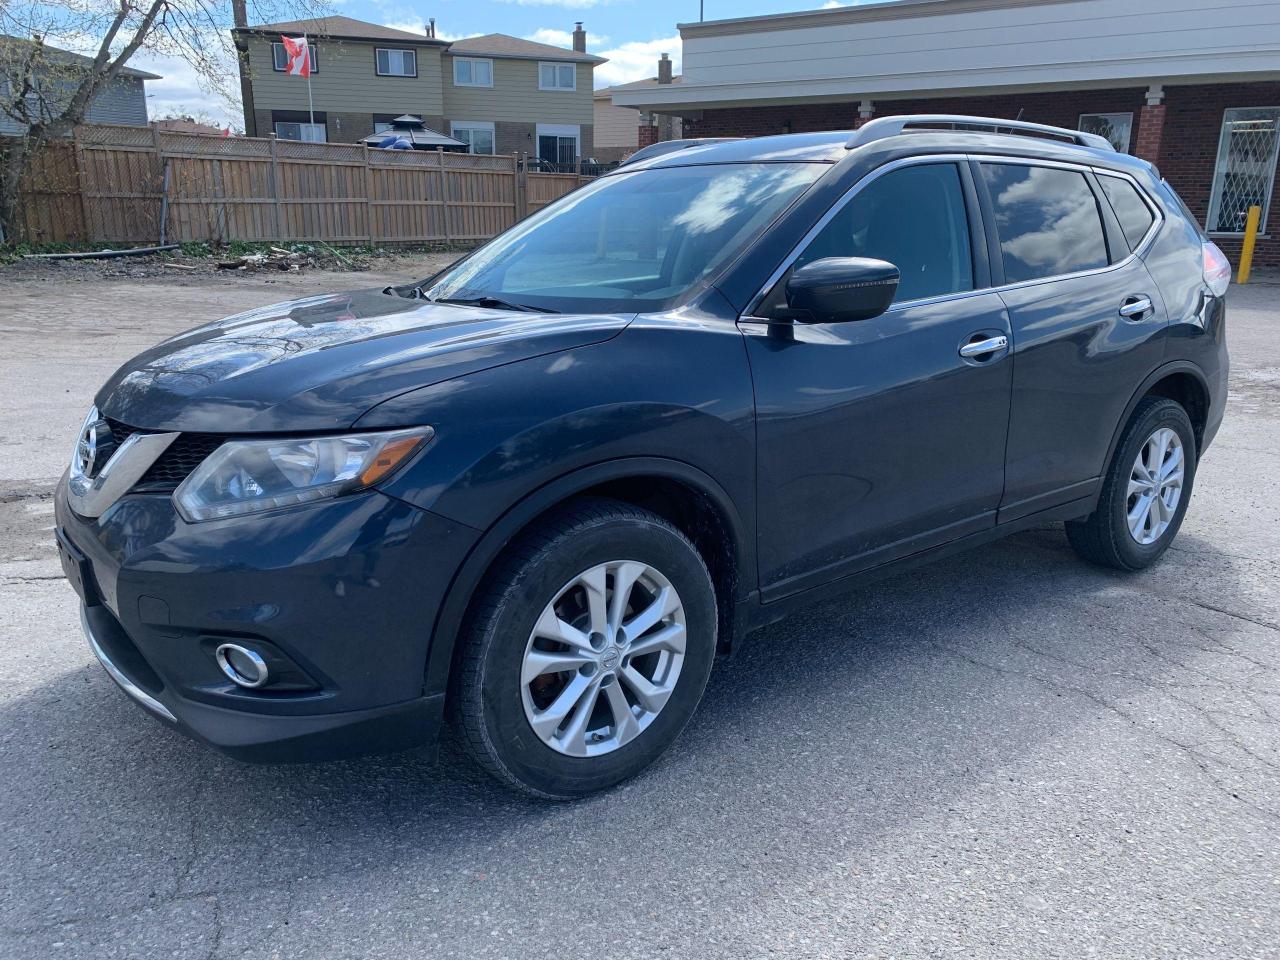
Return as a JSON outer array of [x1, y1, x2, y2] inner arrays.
[[743, 152, 1164, 322]]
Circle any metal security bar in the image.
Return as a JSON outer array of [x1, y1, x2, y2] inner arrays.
[[1206, 107, 1280, 235]]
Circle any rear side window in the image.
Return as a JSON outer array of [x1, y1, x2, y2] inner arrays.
[[791, 162, 974, 303], [981, 163, 1109, 283], [1099, 174, 1156, 249]]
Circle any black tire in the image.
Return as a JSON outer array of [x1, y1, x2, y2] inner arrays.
[[451, 497, 717, 799], [1066, 396, 1197, 571]]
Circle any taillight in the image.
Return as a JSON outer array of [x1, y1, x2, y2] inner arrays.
[[1203, 241, 1232, 297]]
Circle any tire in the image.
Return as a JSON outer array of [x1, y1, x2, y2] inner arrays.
[[451, 497, 718, 799], [1066, 396, 1197, 571]]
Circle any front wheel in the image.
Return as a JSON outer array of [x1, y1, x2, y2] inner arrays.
[[451, 498, 717, 799], [1066, 396, 1197, 570]]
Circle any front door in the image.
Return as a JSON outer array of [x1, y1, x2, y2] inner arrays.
[[743, 160, 1014, 601]]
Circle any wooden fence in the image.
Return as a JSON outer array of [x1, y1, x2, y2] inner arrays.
[[12, 124, 595, 246]]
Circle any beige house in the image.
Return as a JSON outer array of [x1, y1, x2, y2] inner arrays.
[[594, 64, 683, 163], [233, 16, 604, 161]]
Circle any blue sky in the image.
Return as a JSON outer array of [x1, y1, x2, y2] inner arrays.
[[132, 0, 858, 127]]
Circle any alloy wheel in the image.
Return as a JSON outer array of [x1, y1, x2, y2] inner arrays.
[[1127, 427, 1185, 545], [521, 560, 687, 758]]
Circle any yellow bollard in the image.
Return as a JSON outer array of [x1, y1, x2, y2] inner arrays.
[[1237, 204, 1261, 284]]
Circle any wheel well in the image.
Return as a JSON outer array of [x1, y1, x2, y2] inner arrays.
[[1145, 372, 1209, 453], [572, 477, 739, 652]]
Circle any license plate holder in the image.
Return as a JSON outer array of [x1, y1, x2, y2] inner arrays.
[[56, 529, 99, 607]]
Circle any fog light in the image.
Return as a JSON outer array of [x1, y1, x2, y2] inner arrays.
[[215, 643, 270, 689]]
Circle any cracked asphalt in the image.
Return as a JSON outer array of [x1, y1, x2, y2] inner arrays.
[[1, 263, 1278, 959]]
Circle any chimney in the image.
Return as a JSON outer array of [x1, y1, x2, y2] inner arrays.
[[428, 18, 436, 38], [657, 52, 673, 84], [572, 21, 586, 52]]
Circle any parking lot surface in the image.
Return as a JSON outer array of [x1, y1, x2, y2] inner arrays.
[[1, 264, 1278, 959]]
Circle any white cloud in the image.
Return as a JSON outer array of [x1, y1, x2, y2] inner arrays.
[[823, 1, 847, 6], [524, 27, 610, 47], [592, 35, 680, 89]]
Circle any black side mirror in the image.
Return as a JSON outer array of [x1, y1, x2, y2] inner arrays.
[[785, 257, 899, 323]]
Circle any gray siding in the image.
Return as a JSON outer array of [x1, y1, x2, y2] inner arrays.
[[0, 74, 148, 134]]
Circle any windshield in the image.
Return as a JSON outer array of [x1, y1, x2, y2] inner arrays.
[[421, 162, 826, 313]]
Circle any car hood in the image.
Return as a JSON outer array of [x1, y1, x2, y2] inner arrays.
[[97, 289, 632, 432]]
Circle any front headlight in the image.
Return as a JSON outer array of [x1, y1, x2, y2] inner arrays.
[[173, 427, 433, 522]]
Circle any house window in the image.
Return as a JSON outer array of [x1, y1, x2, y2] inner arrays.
[[538, 62, 576, 91], [452, 121, 496, 155], [453, 58, 493, 87], [1206, 106, 1280, 235], [275, 121, 326, 142], [536, 123, 580, 167], [376, 48, 417, 77], [373, 121, 394, 134], [1079, 112, 1132, 153], [271, 42, 317, 73]]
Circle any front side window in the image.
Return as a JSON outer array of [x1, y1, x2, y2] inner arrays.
[[422, 162, 825, 313], [271, 42, 317, 73], [1079, 112, 1133, 153], [452, 122, 495, 155], [787, 162, 974, 304], [453, 57, 493, 87], [981, 163, 1109, 283], [1098, 174, 1156, 250], [1206, 106, 1280, 234], [539, 62, 576, 90], [275, 121, 326, 143], [376, 48, 417, 77]]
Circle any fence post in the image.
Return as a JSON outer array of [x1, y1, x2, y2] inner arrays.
[[437, 147, 452, 244], [268, 135, 283, 241], [72, 127, 92, 242], [150, 125, 165, 242], [362, 142, 374, 245], [513, 152, 526, 221]]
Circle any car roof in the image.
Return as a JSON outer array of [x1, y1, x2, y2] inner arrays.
[[621, 121, 1158, 180]]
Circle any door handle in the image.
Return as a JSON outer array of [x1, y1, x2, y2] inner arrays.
[[1119, 296, 1153, 319], [959, 334, 1008, 359]]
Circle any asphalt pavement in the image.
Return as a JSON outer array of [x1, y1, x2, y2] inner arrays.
[[1, 265, 1277, 959]]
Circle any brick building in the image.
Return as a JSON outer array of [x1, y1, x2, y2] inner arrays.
[[614, 0, 1280, 266]]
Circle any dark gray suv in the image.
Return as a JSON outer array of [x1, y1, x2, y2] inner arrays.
[[57, 116, 1229, 797]]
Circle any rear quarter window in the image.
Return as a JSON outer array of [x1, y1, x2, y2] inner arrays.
[[980, 163, 1109, 284], [1099, 175, 1156, 250]]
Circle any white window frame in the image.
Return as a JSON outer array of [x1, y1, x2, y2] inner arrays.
[[1078, 112, 1132, 153], [375, 47, 417, 78], [271, 41, 317, 73], [536, 123, 581, 164], [453, 57, 493, 87], [451, 120, 496, 155], [274, 121, 326, 143], [538, 62, 576, 92], [1206, 105, 1280, 237]]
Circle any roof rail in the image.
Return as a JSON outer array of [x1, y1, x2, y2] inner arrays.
[[846, 115, 1114, 152], [619, 137, 741, 167]]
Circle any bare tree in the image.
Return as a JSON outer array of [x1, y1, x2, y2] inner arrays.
[[0, 0, 326, 244]]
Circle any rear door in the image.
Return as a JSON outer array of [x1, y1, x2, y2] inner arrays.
[[976, 159, 1169, 521], [743, 159, 1014, 600]]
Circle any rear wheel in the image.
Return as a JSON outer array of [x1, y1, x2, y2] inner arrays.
[[1066, 396, 1197, 570], [452, 498, 717, 799]]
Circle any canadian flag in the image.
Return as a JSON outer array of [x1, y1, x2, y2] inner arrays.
[[281, 35, 311, 77]]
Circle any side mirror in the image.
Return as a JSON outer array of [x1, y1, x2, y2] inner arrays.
[[785, 257, 899, 323]]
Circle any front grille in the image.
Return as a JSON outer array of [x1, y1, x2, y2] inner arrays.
[[105, 417, 226, 494]]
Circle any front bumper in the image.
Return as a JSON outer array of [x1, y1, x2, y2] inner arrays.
[[56, 479, 478, 763]]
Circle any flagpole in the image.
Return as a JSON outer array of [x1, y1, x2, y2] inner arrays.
[[304, 32, 314, 129]]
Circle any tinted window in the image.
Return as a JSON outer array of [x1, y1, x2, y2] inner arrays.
[[793, 163, 974, 303], [981, 163, 1108, 283], [1099, 175, 1156, 250]]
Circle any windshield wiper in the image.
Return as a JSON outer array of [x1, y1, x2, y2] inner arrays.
[[431, 295, 557, 314]]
